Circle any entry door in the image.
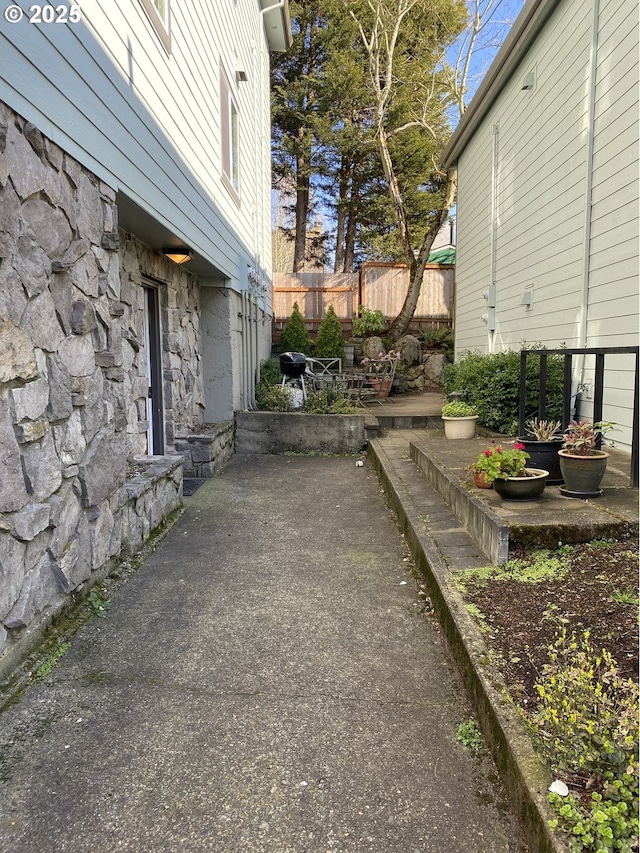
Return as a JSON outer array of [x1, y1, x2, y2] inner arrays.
[[143, 284, 164, 455]]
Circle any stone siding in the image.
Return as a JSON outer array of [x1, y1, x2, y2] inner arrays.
[[175, 421, 235, 478], [0, 103, 208, 673]]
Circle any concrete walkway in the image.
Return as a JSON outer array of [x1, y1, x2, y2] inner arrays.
[[0, 453, 528, 852]]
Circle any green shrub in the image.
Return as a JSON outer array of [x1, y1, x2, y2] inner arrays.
[[422, 327, 454, 360], [302, 388, 357, 414], [352, 305, 386, 337], [441, 348, 564, 434], [441, 401, 477, 418], [314, 305, 346, 360], [279, 302, 312, 354], [258, 357, 282, 386], [531, 629, 639, 852], [255, 384, 294, 411]]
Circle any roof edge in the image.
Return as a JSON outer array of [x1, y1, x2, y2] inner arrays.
[[441, 0, 556, 167], [261, 0, 293, 52]]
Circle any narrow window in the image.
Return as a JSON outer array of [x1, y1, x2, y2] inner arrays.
[[138, 0, 171, 53], [220, 66, 240, 198]]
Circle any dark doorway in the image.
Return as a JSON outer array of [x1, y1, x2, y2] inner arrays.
[[143, 283, 164, 455]]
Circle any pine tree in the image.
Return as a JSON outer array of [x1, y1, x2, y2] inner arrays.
[[314, 305, 346, 360], [279, 302, 312, 353]]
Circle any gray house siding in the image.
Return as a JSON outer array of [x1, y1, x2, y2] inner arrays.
[[443, 0, 638, 450]]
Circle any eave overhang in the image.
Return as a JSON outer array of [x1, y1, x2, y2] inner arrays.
[[441, 0, 557, 168], [260, 0, 293, 52]]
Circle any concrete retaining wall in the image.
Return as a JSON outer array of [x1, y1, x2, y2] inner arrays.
[[235, 411, 370, 455]]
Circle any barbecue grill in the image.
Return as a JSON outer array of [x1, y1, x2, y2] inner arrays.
[[279, 352, 308, 404], [279, 351, 307, 379]]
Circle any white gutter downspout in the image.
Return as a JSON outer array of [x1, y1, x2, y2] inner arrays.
[[576, 0, 600, 404]]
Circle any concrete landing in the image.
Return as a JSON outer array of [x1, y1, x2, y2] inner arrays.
[[408, 431, 638, 564], [367, 392, 638, 564]]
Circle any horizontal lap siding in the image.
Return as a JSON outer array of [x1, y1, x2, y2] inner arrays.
[[0, 0, 273, 285], [454, 121, 493, 353], [588, 0, 639, 352], [584, 0, 639, 446], [455, 0, 594, 355]]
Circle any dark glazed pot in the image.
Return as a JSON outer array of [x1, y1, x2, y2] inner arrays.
[[558, 450, 609, 498], [492, 468, 549, 501], [517, 438, 564, 485]]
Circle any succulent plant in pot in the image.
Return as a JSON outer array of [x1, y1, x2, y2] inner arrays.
[[518, 418, 564, 485], [441, 401, 478, 439], [558, 421, 616, 498]]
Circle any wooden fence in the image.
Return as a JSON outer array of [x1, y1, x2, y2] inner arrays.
[[272, 263, 454, 340]]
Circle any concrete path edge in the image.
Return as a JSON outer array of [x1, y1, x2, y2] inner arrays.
[[368, 439, 568, 853]]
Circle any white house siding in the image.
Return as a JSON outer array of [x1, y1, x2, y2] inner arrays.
[[584, 0, 639, 446], [452, 0, 638, 449]]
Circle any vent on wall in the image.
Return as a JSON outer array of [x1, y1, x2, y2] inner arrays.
[[521, 69, 536, 91]]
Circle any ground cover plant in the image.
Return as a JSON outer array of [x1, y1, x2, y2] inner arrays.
[[453, 541, 639, 852]]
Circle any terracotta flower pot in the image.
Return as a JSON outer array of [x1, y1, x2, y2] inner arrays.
[[492, 468, 549, 501], [368, 377, 392, 398], [473, 470, 492, 489]]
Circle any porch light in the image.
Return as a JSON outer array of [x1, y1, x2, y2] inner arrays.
[[162, 246, 193, 264]]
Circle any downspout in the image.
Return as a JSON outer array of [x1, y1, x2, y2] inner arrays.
[[576, 0, 600, 406], [487, 124, 500, 353]]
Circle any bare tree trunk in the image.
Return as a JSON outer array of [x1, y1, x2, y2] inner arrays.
[[388, 170, 457, 340], [293, 149, 310, 272], [333, 157, 349, 272], [343, 192, 357, 272]]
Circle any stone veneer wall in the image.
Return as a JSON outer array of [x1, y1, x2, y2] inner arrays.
[[0, 103, 208, 673]]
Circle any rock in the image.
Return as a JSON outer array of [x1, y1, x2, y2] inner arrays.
[[396, 334, 422, 366], [20, 197, 72, 258], [20, 289, 65, 352], [46, 354, 74, 421], [51, 238, 91, 272], [0, 532, 26, 617], [8, 503, 50, 542], [0, 317, 38, 383], [4, 123, 47, 200], [21, 430, 62, 501], [71, 299, 97, 335], [361, 336, 385, 360], [10, 377, 49, 422], [58, 333, 96, 377], [78, 428, 126, 507]]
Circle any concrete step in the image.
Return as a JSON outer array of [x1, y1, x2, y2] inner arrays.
[[408, 433, 638, 564]]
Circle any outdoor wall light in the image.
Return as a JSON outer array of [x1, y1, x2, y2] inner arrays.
[[162, 246, 193, 264]]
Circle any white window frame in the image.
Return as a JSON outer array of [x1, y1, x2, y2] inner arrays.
[[138, 0, 171, 53], [220, 66, 240, 201]]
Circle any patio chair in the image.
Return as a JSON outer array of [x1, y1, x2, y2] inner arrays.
[[360, 356, 399, 405]]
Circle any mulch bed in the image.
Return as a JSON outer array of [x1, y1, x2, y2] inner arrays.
[[456, 540, 639, 709]]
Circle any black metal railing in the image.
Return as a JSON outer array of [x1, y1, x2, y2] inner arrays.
[[518, 346, 639, 488]]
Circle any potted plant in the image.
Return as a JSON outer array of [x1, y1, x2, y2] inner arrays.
[[441, 401, 478, 439], [558, 421, 616, 498], [518, 418, 564, 485], [472, 442, 549, 500]]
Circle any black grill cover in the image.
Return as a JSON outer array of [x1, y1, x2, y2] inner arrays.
[[279, 352, 307, 378]]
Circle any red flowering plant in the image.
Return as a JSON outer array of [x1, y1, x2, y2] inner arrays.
[[471, 441, 531, 484]]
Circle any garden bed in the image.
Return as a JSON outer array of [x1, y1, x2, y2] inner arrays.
[[453, 540, 638, 706], [452, 539, 639, 851]]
